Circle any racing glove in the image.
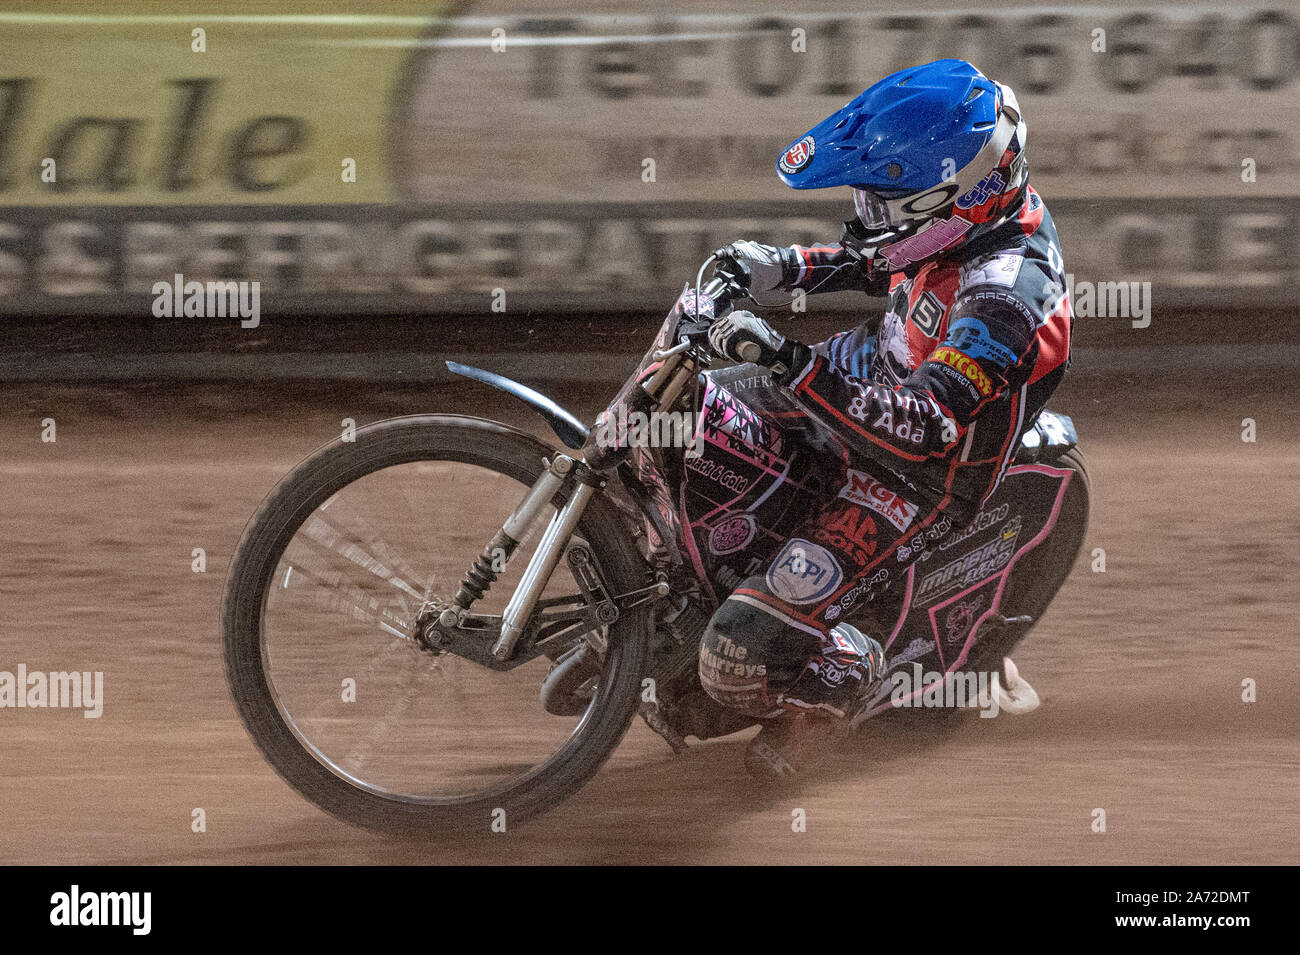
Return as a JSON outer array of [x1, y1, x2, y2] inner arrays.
[[707, 309, 806, 375], [714, 240, 799, 305]]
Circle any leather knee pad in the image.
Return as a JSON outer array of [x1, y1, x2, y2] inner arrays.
[[697, 591, 816, 717]]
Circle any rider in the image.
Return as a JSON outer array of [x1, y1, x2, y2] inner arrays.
[[695, 59, 1072, 778]]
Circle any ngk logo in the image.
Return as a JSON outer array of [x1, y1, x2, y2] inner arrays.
[[837, 469, 918, 531]]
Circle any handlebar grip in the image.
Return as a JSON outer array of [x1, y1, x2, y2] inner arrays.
[[700, 275, 740, 315]]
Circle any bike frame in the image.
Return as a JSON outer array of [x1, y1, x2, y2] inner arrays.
[[425, 274, 737, 667]]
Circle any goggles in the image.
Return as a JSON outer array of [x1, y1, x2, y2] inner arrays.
[[851, 84, 1022, 233]]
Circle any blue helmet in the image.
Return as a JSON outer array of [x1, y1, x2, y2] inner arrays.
[[775, 59, 1028, 268]]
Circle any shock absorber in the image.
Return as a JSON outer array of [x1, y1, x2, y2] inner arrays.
[[452, 528, 517, 609], [450, 454, 574, 613]]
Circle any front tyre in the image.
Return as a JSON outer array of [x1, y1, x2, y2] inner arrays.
[[221, 414, 651, 835]]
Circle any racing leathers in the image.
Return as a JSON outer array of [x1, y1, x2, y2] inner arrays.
[[697, 186, 1072, 720]]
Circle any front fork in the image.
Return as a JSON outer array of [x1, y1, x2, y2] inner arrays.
[[495, 470, 599, 660], [444, 344, 703, 662], [440, 452, 602, 661]]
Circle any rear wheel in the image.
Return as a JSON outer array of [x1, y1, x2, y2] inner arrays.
[[221, 414, 651, 835]]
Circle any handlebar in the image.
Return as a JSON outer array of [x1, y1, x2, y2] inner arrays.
[[667, 255, 751, 355], [687, 249, 749, 318], [699, 274, 742, 314]]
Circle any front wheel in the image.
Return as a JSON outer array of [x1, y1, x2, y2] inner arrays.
[[221, 414, 651, 835]]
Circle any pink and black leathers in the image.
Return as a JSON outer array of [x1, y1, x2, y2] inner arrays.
[[695, 187, 1072, 720]]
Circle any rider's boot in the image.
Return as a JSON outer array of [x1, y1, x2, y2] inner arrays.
[[743, 623, 885, 782], [994, 656, 1040, 714]]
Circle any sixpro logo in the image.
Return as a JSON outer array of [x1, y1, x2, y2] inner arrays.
[[778, 135, 815, 174]]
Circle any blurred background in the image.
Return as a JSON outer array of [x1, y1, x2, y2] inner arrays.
[[1, 1, 1296, 864], [2, 1, 1296, 318]]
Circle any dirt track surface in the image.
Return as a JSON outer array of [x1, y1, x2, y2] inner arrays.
[[1, 373, 1297, 865]]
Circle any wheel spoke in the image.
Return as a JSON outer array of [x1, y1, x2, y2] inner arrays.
[[300, 512, 427, 601], [279, 542, 415, 640], [254, 451, 604, 803]]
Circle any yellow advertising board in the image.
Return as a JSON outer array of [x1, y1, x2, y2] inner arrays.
[[0, 1, 451, 206]]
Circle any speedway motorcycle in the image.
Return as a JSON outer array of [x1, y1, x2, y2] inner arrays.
[[222, 258, 1089, 833]]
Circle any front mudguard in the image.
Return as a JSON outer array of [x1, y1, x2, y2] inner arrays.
[[446, 361, 589, 450]]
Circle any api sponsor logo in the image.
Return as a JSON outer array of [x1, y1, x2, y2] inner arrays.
[[930, 346, 993, 396], [778, 135, 815, 174], [838, 469, 918, 531], [767, 538, 842, 605], [916, 516, 1022, 603], [708, 513, 756, 556]]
